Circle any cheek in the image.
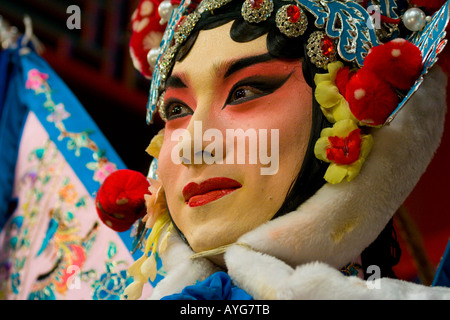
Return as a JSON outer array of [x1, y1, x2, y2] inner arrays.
[[278, 82, 312, 149], [256, 88, 312, 158], [156, 134, 180, 188], [270, 86, 313, 184]]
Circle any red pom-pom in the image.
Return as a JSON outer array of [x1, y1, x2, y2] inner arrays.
[[363, 39, 423, 90], [96, 169, 150, 232], [335, 66, 357, 96], [129, 0, 166, 79], [345, 69, 399, 126]]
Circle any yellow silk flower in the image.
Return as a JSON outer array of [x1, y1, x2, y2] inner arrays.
[[314, 61, 358, 124], [146, 129, 165, 159]]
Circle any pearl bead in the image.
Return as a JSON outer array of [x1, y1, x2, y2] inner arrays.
[[158, 0, 174, 25], [402, 7, 426, 32], [147, 48, 160, 68]]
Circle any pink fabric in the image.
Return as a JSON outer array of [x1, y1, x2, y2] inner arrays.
[[0, 112, 153, 300]]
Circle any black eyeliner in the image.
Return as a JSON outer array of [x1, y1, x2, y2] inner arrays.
[[222, 71, 294, 109], [164, 98, 193, 121]]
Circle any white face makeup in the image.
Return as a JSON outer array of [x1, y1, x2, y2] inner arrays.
[[156, 21, 313, 256]]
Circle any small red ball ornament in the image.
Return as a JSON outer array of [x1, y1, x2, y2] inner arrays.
[[335, 66, 357, 95], [96, 169, 151, 232], [345, 69, 399, 126], [363, 39, 423, 91]]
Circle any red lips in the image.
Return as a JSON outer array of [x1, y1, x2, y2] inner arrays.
[[183, 177, 242, 207]]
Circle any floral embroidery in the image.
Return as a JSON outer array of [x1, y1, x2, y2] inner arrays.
[[25, 68, 116, 185], [87, 159, 117, 184], [92, 270, 132, 300], [27, 212, 98, 299], [1, 141, 97, 299], [58, 182, 78, 204], [46, 103, 70, 123], [25, 69, 49, 91], [91, 242, 133, 300], [1, 139, 136, 300]]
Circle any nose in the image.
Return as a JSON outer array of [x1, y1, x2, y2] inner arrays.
[[176, 104, 224, 166]]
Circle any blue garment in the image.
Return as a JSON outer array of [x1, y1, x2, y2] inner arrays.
[[433, 239, 450, 287], [0, 48, 29, 231], [161, 271, 253, 300], [0, 49, 13, 116]]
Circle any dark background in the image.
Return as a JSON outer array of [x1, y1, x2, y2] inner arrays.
[[1, 0, 450, 284]]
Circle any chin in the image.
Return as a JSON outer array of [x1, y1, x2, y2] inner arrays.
[[187, 224, 238, 253]]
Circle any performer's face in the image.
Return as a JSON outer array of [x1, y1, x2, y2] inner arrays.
[[157, 22, 313, 257]]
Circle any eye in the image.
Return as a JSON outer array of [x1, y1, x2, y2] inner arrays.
[[164, 99, 193, 121], [229, 86, 263, 104], [224, 74, 293, 108]]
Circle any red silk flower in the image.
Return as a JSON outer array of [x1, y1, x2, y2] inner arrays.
[[326, 129, 362, 165]]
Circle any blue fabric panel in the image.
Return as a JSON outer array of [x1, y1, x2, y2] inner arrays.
[[0, 50, 28, 231], [433, 239, 450, 287]]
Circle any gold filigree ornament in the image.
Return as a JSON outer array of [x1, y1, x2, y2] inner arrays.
[[158, 12, 201, 82], [157, 91, 166, 121], [197, 0, 233, 13], [275, 4, 308, 38], [306, 30, 338, 69], [241, 0, 274, 24]]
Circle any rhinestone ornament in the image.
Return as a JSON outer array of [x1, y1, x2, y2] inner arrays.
[[157, 91, 167, 121], [157, 12, 200, 81], [306, 31, 337, 69], [173, 12, 201, 44], [275, 4, 308, 38], [241, 0, 274, 23], [198, 0, 233, 13]]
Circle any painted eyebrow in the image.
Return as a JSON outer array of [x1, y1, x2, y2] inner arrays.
[[222, 53, 275, 78], [165, 53, 276, 90], [165, 75, 187, 89]]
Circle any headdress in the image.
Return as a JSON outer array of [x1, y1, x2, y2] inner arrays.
[[129, 0, 449, 184]]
